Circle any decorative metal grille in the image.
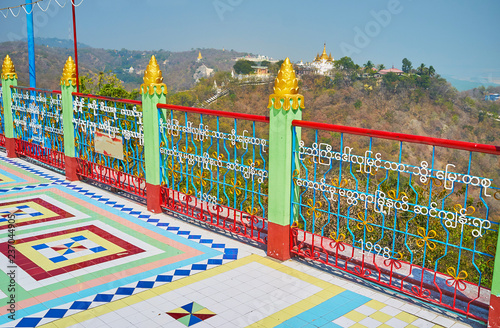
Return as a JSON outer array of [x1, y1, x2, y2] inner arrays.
[[73, 93, 145, 197], [158, 104, 269, 243], [11, 86, 64, 168], [290, 121, 499, 322]]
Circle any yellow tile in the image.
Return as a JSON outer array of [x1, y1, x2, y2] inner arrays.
[[325, 284, 345, 295], [365, 299, 386, 310], [255, 316, 281, 327], [267, 310, 293, 322], [377, 325, 393, 328], [369, 310, 392, 323], [395, 311, 417, 323], [432, 325, 445, 328], [54, 316, 79, 328], [306, 294, 327, 305], [344, 310, 367, 322], [350, 323, 368, 328], [39, 322, 58, 328]]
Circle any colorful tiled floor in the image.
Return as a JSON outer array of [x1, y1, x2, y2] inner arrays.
[[0, 151, 484, 328]]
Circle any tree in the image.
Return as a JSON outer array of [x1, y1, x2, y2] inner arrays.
[[334, 56, 356, 71], [402, 58, 412, 73], [418, 63, 426, 75], [428, 65, 436, 77], [233, 60, 254, 74], [365, 60, 374, 70], [377, 64, 386, 70], [382, 72, 400, 92]]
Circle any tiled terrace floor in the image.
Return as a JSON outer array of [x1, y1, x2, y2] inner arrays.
[[0, 151, 485, 328]]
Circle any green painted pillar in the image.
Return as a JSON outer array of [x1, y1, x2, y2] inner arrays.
[[1, 55, 18, 158], [488, 232, 500, 326], [60, 57, 78, 180], [141, 55, 167, 213], [267, 58, 304, 261]]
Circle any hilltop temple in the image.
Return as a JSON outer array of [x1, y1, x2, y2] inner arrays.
[[297, 44, 335, 76]]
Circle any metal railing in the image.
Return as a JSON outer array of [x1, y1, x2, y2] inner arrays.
[[290, 120, 500, 321], [11, 86, 64, 169], [73, 93, 146, 198], [158, 103, 269, 243]]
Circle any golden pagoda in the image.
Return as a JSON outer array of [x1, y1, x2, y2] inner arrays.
[[314, 43, 333, 62], [197, 51, 203, 62]]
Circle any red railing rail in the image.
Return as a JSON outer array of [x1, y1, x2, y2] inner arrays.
[[11, 85, 62, 94], [72, 92, 142, 105], [158, 103, 270, 123], [293, 120, 500, 155]]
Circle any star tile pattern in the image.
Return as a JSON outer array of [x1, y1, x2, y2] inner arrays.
[[167, 302, 216, 326]]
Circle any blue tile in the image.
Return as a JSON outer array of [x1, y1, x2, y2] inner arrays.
[[70, 301, 91, 310], [156, 275, 173, 282], [16, 317, 42, 327], [44, 308, 67, 318], [174, 269, 191, 276], [136, 281, 155, 288], [319, 322, 342, 328], [32, 244, 48, 250], [50, 256, 67, 263], [281, 316, 308, 328], [115, 287, 135, 295], [191, 264, 208, 270], [207, 259, 223, 265], [93, 294, 114, 302]]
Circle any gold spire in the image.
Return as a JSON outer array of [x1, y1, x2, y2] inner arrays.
[[197, 51, 203, 60], [268, 58, 304, 111], [319, 43, 330, 61], [141, 55, 167, 95], [60, 56, 77, 86], [2, 55, 17, 80]]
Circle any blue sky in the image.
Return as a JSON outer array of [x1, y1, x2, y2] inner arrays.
[[0, 0, 499, 83]]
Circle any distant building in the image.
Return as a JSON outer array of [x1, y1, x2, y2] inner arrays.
[[378, 67, 404, 76], [194, 64, 214, 82], [197, 51, 203, 63], [485, 93, 500, 101], [295, 44, 335, 76], [310, 44, 335, 75], [252, 66, 269, 75], [234, 54, 278, 63], [128, 66, 134, 74]]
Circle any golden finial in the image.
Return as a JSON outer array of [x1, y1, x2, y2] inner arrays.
[[60, 56, 77, 86], [197, 51, 203, 60], [141, 55, 167, 95], [2, 55, 17, 80], [268, 58, 304, 111]]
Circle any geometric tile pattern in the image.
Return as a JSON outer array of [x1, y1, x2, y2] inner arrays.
[[166, 302, 216, 326], [0, 197, 74, 229], [4, 224, 145, 280], [331, 300, 439, 328], [0, 155, 241, 327]]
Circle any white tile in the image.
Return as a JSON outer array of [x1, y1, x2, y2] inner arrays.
[[385, 297, 406, 309], [333, 316, 357, 328], [400, 303, 423, 314], [355, 304, 377, 316], [380, 305, 401, 316], [385, 317, 408, 328], [359, 316, 383, 327], [413, 309, 438, 322], [412, 318, 437, 328]]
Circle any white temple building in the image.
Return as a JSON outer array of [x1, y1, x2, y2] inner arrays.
[[310, 44, 335, 75]]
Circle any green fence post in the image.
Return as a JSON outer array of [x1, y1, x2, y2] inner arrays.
[[1, 55, 18, 158], [141, 55, 167, 213], [60, 57, 78, 181], [267, 58, 304, 261], [488, 235, 500, 326]]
